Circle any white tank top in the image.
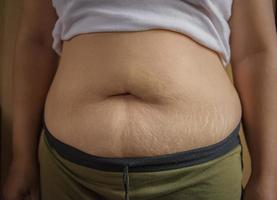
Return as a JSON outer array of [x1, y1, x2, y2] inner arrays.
[[51, 0, 233, 67]]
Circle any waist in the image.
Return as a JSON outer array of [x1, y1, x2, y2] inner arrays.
[[44, 29, 242, 157]]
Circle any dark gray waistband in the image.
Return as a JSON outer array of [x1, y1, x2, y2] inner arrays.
[[42, 116, 241, 172]]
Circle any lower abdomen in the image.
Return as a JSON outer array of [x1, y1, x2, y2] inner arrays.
[[44, 29, 242, 157]]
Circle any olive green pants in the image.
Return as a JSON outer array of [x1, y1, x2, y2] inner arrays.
[[39, 122, 243, 200]]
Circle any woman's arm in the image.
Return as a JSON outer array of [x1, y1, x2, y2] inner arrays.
[[229, 0, 277, 199], [12, 0, 58, 163], [3, 0, 59, 199]]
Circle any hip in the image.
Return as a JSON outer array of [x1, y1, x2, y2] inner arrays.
[[39, 125, 243, 200]]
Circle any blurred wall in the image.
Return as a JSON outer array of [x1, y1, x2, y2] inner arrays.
[[2, 0, 276, 192], [0, 0, 3, 188]]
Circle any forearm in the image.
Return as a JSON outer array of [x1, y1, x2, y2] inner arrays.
[[12, 38, 58, 162], [232, 49, 277, 184]]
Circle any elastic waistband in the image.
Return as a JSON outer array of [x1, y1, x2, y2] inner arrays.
[[42, 116, 241, 172]]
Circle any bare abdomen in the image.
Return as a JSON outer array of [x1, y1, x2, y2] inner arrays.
[[44, 29, 242, 157]]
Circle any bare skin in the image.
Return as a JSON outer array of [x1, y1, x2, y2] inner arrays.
[[230, 1, 277, 199], [2, 0, 277, 200], [43, 30, 242, 157]]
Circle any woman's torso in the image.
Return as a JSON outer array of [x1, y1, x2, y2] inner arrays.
[[44, 29, 242, 157]]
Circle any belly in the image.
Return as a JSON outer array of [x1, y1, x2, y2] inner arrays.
[[44, 29, 242, 157]]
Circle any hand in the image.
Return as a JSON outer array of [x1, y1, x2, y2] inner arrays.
[[2, 158, 40, 200], [242, 175, 277, 200]]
